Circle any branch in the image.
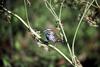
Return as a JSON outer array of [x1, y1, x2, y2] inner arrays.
[[49, 44, 73, 65], [2, 7, 41, 39]]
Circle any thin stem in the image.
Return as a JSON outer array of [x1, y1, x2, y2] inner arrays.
[[24, 0, 30, 24], [48, 44, 73, 65], [82, 1, 98, 8], [26, 0, 31, 6], [95, 0, 100, 8], [72, 3, 89, 64], [59, 0, 64, 19], [44, 0, 72, 59], [44, 0, 58, 20], [46, 0, 58, 19], [72, 0, 95, 64], [58, 20, 72, 58], [3, 7, 41, 39], [58, 0, 72, 60], [24, 0, 33, 36]]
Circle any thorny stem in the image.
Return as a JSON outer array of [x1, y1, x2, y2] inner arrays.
[[72, 0, 95, 65]]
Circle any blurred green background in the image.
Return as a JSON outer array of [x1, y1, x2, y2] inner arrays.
[[0, 0, 100, 67]]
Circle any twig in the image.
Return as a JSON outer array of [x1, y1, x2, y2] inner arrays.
[[44, 0, 58, 20], [49, 44, 73, 65], [43, 0, 72, 59], [2, 7, 41, 39], [95, 0, 100, 8], [57, 19, 72, 58], [72, 0, 95, 65]]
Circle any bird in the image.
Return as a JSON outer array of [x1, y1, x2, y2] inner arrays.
[[44, 28, 64, 44], [44, 29, 56, 43]]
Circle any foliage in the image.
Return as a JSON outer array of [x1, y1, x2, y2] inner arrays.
[[0, 0, 100, 67]]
